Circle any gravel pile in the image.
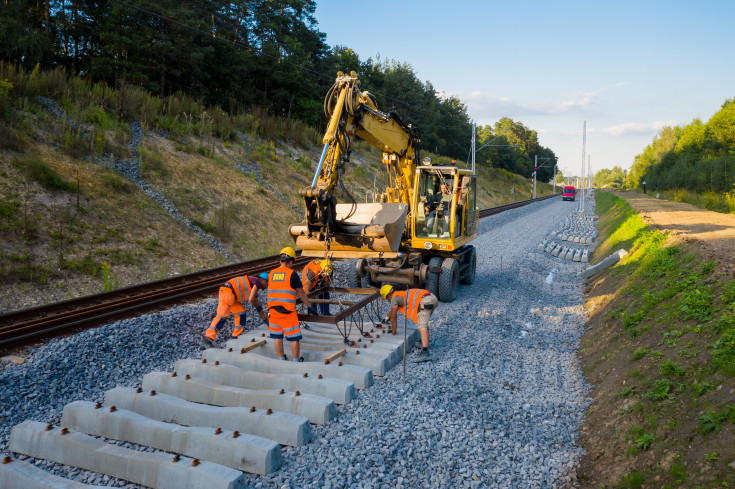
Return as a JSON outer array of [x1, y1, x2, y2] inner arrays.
[[1, 196, 591, 488]]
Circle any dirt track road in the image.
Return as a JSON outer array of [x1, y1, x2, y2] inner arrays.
[[613, 191, 735, 276]]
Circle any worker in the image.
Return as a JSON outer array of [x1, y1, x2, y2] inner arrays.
[[268, 247, 317, 362], [426, 182, 453, 235], [379, 285, 438, 363], [201, 273, 269, 350], [302, 258, 334, 315]]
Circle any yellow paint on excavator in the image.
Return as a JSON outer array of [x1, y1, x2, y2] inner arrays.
[[289, 203, 407, 258]]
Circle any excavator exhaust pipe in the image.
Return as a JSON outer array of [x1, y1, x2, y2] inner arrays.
[[290, 203, 408, 258]]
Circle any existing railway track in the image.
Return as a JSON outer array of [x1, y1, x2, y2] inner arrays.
[[0, 255, 311, 351], [0, 193, 560, 352]]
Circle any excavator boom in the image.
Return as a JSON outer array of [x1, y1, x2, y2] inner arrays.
[[291, 72, 420, 255], [289, 72, 479, 302]]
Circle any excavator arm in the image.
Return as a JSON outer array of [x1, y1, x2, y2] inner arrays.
[[291, 72, 421, 257]]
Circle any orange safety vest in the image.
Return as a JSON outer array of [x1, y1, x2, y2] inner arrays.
[[267, 266, 298, 312], [394, 289, 431, 323], [303, 260, 323, 288], [226, 276, 255, 305]]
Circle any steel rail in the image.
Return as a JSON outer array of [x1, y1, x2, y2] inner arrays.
[[0, 255, 310, 350], [0, 193, 559, 351]]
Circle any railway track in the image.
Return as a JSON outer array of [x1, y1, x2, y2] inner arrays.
[[0, 191, 583, 488], [478, 192, 558, 218], [0, 255, 311, 351], [0, 193, 559, 353]]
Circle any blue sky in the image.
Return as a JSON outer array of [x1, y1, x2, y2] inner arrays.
[[312, 0, 734, 177]]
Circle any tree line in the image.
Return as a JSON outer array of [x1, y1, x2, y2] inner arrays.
[[1, 0, 556, 175], [627, 98, 735, 193]]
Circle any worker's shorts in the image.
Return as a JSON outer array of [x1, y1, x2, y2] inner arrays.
[[268, 309, 302, 341], [215, 287, 246, 323], [416, 294, 438, 329]]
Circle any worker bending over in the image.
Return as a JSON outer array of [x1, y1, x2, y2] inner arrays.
[[380, 285, 438, 363], [268, 247, 317, 362], [302, 258, 334, 315], [201, 273, 269, 350]]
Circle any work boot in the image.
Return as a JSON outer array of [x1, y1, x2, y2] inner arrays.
[[199, 337, 215, 351], [410, 349, 432, 363]]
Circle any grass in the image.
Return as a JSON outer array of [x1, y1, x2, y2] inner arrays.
[[618, 470, 645, 488], [12, 156, 76, 192], [582, 190, 735, 488], [657, 188, 735, 214], [697, 406, 735, 435], [0, 200, 21, 219]]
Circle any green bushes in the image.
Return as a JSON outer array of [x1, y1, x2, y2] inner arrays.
[[0, 200, 21, 219], [629, 97, 735, 203], [12, 156, 75, 192], [139, 146, 167, 178]]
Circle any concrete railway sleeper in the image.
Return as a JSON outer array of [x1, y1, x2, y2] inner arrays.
[[2, 312, 418, 487]]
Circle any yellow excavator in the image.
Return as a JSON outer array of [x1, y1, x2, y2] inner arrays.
[[289, 71, 478, 301]]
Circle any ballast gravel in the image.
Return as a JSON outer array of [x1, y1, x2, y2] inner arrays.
[[1, 196, 591, 489]]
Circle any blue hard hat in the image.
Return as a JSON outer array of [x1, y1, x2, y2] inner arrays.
[[258, 272, 268, 281]]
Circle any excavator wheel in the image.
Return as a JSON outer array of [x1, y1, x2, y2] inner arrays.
[[438, 257, 459, 302], [346, 259, 363, 288], [425, 257, 442, 297], [460, 245, 476, 285]]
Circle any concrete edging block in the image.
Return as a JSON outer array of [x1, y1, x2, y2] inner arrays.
[[579, 249, 628, 279], [104, 387, 311, 447], [202, 349, 373, 389], [141, 372, 336, 425], [61, 401, 282, 475], [174, 359, 355, 405], [9, 421, 246, 489], [0, 457, 108, 489]]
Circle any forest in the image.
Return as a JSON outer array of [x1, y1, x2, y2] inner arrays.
[[0, 0, 555, 181], [628, 98, 735, 195]]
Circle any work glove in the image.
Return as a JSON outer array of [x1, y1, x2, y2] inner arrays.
[[307, 305, 319, 315]]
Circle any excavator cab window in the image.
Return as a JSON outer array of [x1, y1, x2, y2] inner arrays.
[[415, 171, 454, 239]]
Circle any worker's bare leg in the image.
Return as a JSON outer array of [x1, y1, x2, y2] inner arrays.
[[418, 327, 429, 348], [274, 338, 285, 358], [290, 340, 300, 360]]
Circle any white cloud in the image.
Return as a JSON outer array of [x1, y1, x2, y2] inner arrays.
[[451, 82, 630, 121], [599, 120, 679, 136], [553, 91, 597, 113]]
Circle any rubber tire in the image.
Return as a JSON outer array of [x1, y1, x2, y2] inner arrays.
[[346, 259, 362, 288], [460, 246, 476, 285], [425, 256, 442, 297], [438, 257, 459, 302]]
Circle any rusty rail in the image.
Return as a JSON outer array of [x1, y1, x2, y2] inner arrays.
[[1, 193, 559, 351], [0, 254, 310, 351]]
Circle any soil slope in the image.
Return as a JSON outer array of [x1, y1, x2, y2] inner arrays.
[[579, 191, 735, 487]]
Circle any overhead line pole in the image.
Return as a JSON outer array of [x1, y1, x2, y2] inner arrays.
[[580, 121, 586, 213]]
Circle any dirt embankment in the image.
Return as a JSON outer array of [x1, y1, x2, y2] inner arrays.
[[613, 192, 735, 275], [579, 191, 735, 487]]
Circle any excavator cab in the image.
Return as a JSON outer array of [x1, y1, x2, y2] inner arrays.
[[411, 164, 477, 252]]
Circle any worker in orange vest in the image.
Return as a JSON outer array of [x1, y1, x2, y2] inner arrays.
[[268, 247, 317, 362], [200, 273, 269, 350], [380, 285, 438, 363], [302, 258, 334, 315]]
